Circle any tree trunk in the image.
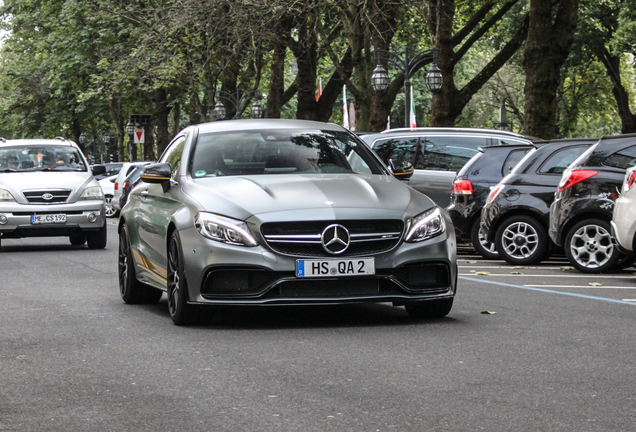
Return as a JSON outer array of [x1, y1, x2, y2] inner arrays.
[[265, 37, 287, 119], [523, 0, 579, 139], [107, 96, 126, 163], [598, 47, 636, 134], [154, 88, 171, 156]]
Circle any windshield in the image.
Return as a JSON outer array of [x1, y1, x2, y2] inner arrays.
[[0, 145, 87, 172], [191, 129, 384, 177]]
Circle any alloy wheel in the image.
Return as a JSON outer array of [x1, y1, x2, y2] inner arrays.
[[118, 230, 128, 297], [568, 224, 614, 270], [104, 195, 117, 217], [501, 221, 539, 259], [167, 239, 180, 317]]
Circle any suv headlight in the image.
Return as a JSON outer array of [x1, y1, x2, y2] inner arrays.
[[79, 186, 104, 201], [0, 188, 16, 202], [405, 207, 446, 242], [195, 212, 258, 247]]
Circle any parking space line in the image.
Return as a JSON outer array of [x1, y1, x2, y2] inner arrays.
[[526, 285, 636, 289], [459, 273, 636, 278], [459, 276, 636, 306]]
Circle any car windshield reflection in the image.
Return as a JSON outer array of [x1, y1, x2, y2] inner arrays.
[[0, 145, 87, 172], [191, 129, 382, 177]]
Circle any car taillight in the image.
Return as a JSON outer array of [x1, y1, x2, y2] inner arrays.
[[625, 170, 636, 192], [556, 169, 598, 193], [451, 179, 473, 195], [123, 181, 130, 189], [114, 182, 119, 191], [487, 184, 503, 203]]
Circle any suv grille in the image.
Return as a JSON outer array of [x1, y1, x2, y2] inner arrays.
[[261, 220, 404, 257], [23, 189, 72, 204]]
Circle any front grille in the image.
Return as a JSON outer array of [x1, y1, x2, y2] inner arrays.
[[22, 189, 72, 204], [262, 220, 404, 257]]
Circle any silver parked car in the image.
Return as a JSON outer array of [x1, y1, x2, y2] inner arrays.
[[611, 165, 636, 253], [118, 119, 457, 325], [0, 137, 107, 249]]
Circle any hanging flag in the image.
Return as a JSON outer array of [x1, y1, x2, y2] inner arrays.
[[386, 115, 391, 131], [349, 103, 356, 131], [316, 78, 322, 101], [343, 85, 350, 130], [410, 87, 417, 130]]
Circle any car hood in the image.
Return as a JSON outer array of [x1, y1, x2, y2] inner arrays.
[[0, 171, 96, 203], [183, 174, 435, 221]]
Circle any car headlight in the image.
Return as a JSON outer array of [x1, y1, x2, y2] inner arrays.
[[79, 186, 104, 201], [405, 207, 446, 242], [195, 212, 258, 247], [0, 188, 16, 202]]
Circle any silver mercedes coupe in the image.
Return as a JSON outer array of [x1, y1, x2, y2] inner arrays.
[[118, 119, 457, 325]]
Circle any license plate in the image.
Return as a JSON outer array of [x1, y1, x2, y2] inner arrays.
[[296, 258, 375, 277], [31, 214, 67, 224]]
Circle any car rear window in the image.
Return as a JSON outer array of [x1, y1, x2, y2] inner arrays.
[[602, 145, 636, 169], [502, 149, 531, 175], [538, 145, 590, 174], [418, 136, 487, 172]]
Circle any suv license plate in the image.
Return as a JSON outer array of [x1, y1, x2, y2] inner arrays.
[[296, 258, 375, 278], [31, 214, 67, 224]]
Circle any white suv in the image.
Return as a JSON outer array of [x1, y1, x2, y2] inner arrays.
[[0, 137, 107, 249], [612, 165, 636, 253]]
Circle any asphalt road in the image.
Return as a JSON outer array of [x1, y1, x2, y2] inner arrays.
[[1, 223, 635, 431]]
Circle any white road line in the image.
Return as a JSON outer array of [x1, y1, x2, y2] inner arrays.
[[525, 285, 636, 289], [459, 273, 636, 278]]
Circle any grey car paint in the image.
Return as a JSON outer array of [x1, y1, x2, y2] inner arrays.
[[120, 119, 457, 321]]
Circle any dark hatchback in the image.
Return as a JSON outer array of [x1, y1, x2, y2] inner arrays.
[[481, 138, 596, 265], [549, 135, 636, 273], [361, 128, 533, 207], [446, 143, 535, 258]]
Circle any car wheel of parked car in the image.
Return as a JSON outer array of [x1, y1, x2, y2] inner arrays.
[[118, 224, 163, 304], [495, 215, 548, 265], [69, 233, 86, 245], [86, 223, 107, 249], [167, 231, 201, 326], [104, 195, 118, 218], [471, 222, 499, 259], [405, 298, 453, 319], [565, 219, 621, 273]]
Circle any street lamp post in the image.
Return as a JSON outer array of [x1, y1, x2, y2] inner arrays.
[[102, 133, 110, 163], [213, 89, 263, 120], [125, 121, 135, 162], [371, 47, 443, 128]]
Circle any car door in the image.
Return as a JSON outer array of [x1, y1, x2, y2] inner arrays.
[[134, 134, 189, 285]]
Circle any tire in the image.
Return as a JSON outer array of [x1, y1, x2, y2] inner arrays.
[[495, 215, 548, 265], [118, 224, 163, 304], [471, 221, 499, 259], [167, 231, 201, 325], [86, 223, 107, 249], [104, 195, 119, 218], [69, 233, 86, 245], [405, 298, 453, 319], [564, 219, 622, 273]]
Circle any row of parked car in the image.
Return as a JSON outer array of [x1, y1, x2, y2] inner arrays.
[[364, 127, 636, 274]]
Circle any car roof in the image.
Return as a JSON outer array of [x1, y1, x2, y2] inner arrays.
[[0, 137, 78, 148], [378, 127, 527, 137], [195, 119, 345, 134]]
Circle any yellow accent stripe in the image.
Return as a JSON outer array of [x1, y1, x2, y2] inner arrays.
[[141, 175, 170, 181]]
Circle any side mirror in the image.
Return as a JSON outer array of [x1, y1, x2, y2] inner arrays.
[[140, 163, 172, 192], [91, 165, 106, 176], [389, 159, 414, 180]]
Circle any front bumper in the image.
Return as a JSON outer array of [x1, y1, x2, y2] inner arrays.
[[178, 224, 457, 307], [0, 200, 105, 238]]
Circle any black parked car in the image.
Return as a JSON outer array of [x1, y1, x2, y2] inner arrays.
[[118, 165, 146, 210], [549, 135, 636, 273], [481, 138, 596, 265], [447, 143, 535, 258], [361, 128, 533, 207]]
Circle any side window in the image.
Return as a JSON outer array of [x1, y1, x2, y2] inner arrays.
[[498, 138, 531, 146], [603, 145, 636, 169], [160, 135, 187, 180], [538, 145, 589, 174], [420, 136, 487, 171], [372, 138, 418, 165], [502, 149, 531, 175]]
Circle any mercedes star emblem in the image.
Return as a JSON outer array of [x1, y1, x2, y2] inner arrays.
[[321, 224, 350, 254]]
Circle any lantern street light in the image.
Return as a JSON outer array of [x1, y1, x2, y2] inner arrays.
[[79, 132, 86, 147], [125, 121, 135, 161], [213, 89, 263, 120], [371, 47, 442, 128]]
